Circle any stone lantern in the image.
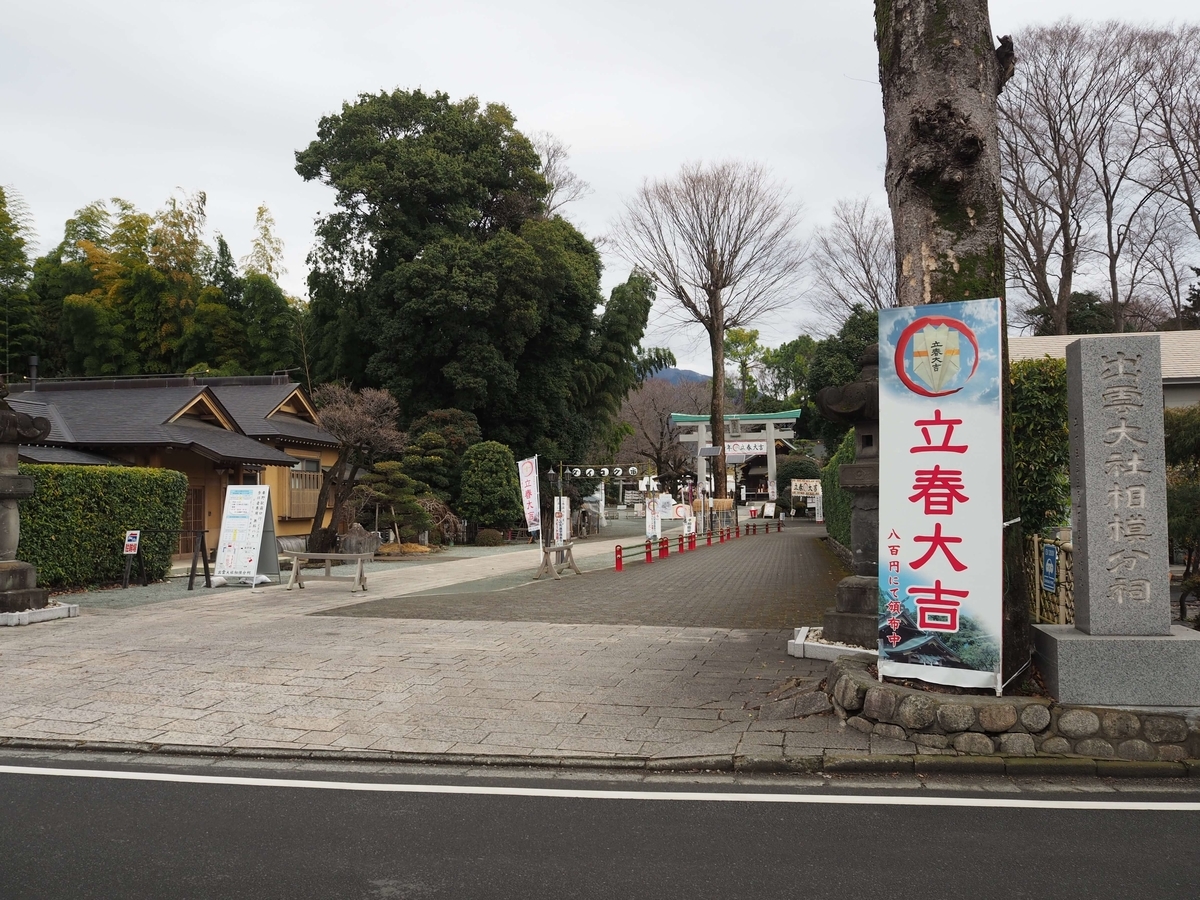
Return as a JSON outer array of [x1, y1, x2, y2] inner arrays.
[[813, 344, 880, 648], [0, 382, 52, 614]]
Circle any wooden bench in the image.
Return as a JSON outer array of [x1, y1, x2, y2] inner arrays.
[[281, 551, 372, 592]]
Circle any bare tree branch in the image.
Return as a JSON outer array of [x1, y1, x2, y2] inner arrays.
[[611, 160, 806, 497], [531, 131, 593, 217], [806, 196, 896, 329]]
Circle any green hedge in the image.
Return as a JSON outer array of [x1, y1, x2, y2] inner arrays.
[[1010, 357, 1071, 536], [18, 464, 188, 587], [820, 431, 855, 549]]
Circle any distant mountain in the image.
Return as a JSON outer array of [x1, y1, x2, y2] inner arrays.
[[655, 367, 709, 385]]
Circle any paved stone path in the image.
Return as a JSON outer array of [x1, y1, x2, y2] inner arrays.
[[0, 524, 852, 767], [321, 523, 845, 628]]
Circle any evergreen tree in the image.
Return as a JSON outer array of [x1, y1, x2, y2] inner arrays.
[[457, 441, 522, 529], [400, 432, 455, 501], [0, 186, 37, 378], [296, 89, 652, 462]]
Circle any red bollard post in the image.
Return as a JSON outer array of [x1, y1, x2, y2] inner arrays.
[[736, 525, 741, 539], [678, 534, 684, 554], [615, 545, 623, 572], [778, 520, 782, 533], [719, 528, 725, 544], [690, 533, 696, 550], [659, 537, 668, 559], [706, 531, 712, 547], [645, 540, 653, 564]]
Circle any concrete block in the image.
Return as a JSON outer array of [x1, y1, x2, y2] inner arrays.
[[0, 603, 77, 626], [1034, 624, 1200, 706]]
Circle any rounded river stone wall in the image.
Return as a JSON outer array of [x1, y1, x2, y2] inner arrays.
[[825, 656, 1200, 761]]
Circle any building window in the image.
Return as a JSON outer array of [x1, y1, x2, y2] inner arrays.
[[284, 456, 322, 519]]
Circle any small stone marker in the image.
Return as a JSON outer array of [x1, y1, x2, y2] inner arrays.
[[1034, 335, 1200, 706], [1066, 335, 1171, 636]]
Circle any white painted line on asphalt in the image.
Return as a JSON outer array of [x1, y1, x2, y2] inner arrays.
[[1, 765, 1197, 811]]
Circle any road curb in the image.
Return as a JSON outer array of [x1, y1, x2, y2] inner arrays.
[[2, 736, 1198, 780]]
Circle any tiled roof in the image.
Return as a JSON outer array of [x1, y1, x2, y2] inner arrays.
[[209, 384, 336, 446], [1009, 331, 1200, 380], [10, 387, 297, 466]]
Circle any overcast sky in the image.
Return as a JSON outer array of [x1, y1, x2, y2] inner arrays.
[[3, 1, 1194, 373]]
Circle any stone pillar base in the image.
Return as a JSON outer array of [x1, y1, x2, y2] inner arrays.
[[1034, 624, 1200, 706], [822, 575, 878, 649], [0, 560, 50, 613]]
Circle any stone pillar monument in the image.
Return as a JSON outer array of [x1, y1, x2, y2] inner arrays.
[[1034, 335, 1200, 705], [814, 346, 879, 648], [0, 382, 52, 614]]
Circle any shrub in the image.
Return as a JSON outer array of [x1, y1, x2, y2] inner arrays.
[[820, 431, 855, 549], [474, 528, 504, 547], [18, 464, 188, 587], [1010, 357, 1071, 535], [458, 441, 522, 529]]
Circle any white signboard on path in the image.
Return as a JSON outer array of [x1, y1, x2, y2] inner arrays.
[[553, 496, 571, 546], [645, 497, 661, 539], [214, 485, 279, 582]]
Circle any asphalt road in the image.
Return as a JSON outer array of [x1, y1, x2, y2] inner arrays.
[[3, 755, 1198, 900]]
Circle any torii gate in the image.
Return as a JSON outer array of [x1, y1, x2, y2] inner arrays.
[[669, 409, 802, 497]]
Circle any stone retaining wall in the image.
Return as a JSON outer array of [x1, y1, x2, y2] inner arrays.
[[825, 656, 1200, 761], [823, 536, 854, 571]]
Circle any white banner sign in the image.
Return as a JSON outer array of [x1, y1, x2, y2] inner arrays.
[[645, 497, 661, 539], [724, 440, 767, 455], [215, 485, 271, 579], [518, 456, 541, 533], [791, 479, 822, 497], [878, 298, 1004, 692], [552, 496, 571, 546]]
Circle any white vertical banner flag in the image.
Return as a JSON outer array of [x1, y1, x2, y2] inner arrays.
[[645, 496, 661, 539], [552, 496, 571, 546], [518, 456, 541, 534], [878, 298, 1004, 692]]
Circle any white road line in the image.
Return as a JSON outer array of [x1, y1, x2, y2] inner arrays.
[[1, 765, 1197, 811]]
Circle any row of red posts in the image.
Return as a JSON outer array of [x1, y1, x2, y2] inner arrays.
[[614, 519, 784, 571]]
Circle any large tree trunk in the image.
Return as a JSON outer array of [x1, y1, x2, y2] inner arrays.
[[875, 0, 1030, 682], [307, 448, 349, 553], [708, 314, 728, 500]]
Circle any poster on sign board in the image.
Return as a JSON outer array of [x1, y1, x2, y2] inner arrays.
[[214, 485, 278, 582], [878, 298, 1004, 693]]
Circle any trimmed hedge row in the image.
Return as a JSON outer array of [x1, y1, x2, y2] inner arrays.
[[820, 431, 855, 550], [18, 464, 188, 588]]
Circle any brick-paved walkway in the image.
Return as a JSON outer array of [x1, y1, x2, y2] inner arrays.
[[0, 524, 851, 767], [319, 524, 845, 629]]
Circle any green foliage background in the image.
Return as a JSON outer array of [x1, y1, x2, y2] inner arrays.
[[806, 306, 878, 448], [18, 464, 187, 587], [820, 431, 855, 549], [457, 441, 523, 529], [1009, 357, 1071, 535]]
